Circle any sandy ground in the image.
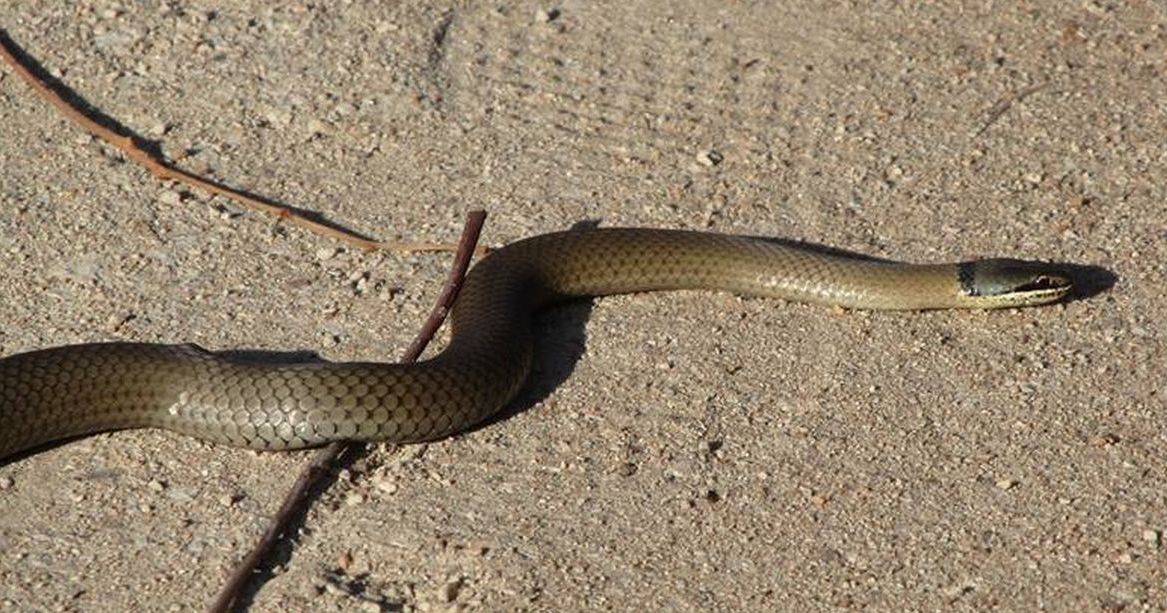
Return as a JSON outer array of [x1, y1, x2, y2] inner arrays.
[[1, 1, 1164, 611]]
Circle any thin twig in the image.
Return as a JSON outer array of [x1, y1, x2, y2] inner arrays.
[[206, 210, 487, 613], [972, 82, 1049, 139], [0, 29, 484, 255]]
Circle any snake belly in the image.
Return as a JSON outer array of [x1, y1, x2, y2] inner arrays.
[[0, 228, 1071, 460]]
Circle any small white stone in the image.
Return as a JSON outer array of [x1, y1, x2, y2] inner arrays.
[[374, 478, 398, 495], [105, 311, 135, 332], [306, 118, 329, 137], [158, 189, 183, 206], [696, 149, 723, 166], [262, 106, 293, 128]]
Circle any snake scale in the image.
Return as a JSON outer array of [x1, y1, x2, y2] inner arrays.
[[0, 228, 1072, 461]]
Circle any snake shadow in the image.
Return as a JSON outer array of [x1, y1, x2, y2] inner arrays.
[[481, 301, 597, 429], [1053, 262, 1116, 303]]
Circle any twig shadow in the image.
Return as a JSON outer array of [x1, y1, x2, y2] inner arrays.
[[0, 30, 375, 242], [224, 443, 374, 613]]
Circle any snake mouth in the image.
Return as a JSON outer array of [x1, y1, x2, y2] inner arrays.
[[1013, 273, 1072, 295], [1009, 275, 1073, 306]]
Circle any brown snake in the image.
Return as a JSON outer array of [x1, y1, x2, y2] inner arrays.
[[0, 228, 1072, 461]]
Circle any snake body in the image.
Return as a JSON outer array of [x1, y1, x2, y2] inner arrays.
[[0, 228, 1071, 461]]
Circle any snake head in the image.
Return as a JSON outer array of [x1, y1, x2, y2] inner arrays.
[[958, 259, 1073, 308]]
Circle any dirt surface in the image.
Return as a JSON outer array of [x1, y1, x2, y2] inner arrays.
[[1, 1, 1164, 611]]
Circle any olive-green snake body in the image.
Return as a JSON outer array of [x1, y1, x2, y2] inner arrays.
[[0, 228, 1071, 461]]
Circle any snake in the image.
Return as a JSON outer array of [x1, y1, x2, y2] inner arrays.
[[0, 228, 1072, 462]]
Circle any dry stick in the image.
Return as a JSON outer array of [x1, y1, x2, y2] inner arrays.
[[2, 29, 490, 608], [0, 29, 480, 255], [207, 209, 488, 613]]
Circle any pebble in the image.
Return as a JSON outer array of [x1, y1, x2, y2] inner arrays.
[[0, 476, 13, 490], [1142, 529, 1161, 546], [217, 204, 244, 220], [305, 117, 329, 137], [995, 478, 1018, 490], [1088, 433, 1120, 448], [105, 311, 136, 332], [696, 149, 723, 166], [616, 462, 638, 477], [316, 246, 341, 261], [167, 486, 196, 502], [349, 270, 370, 292], [344, 492, 367, 506], [374, 477, 399, 494], [439, 578, 463, 602], [147, 479, 167, 493], [158, 189, 184, 206], [262, 106, 293, 129], [699, 439, 723, 456], [535, 7, 560, 23]]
